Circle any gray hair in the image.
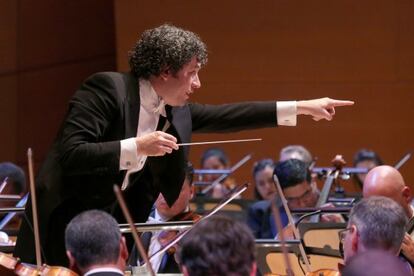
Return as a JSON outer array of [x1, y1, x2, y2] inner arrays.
[[349, 196, 407, 254], [279, 145, 313, 164], [65, 210, 121, 269]]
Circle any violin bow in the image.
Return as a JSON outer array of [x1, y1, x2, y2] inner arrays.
[[113, 185, 156, 276], [273, 174, 312, 273], [270, 198, 294, 276], [0, 193, 29, 230], [148, 182, 250, 261], [394, 152, 411, 170], [27, 148, 42, 268], [0, 177, 9, 194]]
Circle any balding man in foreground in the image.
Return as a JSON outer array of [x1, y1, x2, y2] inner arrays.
[[363, 165, 414, 265]]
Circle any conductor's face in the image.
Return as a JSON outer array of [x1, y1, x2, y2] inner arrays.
[[159, 56, 201, 106]]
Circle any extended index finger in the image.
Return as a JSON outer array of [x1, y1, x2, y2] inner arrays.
[[330, 99, 355, 107]]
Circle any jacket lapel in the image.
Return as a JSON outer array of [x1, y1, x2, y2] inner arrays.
[[123, 73, 140, 138]]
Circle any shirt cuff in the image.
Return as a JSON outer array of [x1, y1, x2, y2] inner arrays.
[[120, 138, 140, 170], [276, 101, 297, 126]]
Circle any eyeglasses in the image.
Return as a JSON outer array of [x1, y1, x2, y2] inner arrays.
[[338, 227, 352, 242], [285, 188, 313, 205]]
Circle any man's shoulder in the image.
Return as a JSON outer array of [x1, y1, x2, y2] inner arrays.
[[77, 72, 138, 101], [85, 71, 135, 84]]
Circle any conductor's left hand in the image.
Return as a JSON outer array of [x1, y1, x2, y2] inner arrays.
[[297, 97, 354, 121]]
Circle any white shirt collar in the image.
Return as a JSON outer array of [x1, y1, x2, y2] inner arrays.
[[139, 79, 166, 117], [84, 267, 124, 276]]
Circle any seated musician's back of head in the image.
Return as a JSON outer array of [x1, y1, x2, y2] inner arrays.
[[178, 216, 256, 276], [341, 196, 407, 264], [65, 210, 128, 276]]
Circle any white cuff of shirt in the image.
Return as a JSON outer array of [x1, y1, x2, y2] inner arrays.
[[120, 137, 140, 170], [276, 101, 297, 126]]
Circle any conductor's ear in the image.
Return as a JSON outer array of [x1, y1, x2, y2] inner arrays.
[[160, 68, 171, 80]]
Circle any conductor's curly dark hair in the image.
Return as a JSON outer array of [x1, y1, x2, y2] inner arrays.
[[128, 24, 208, 79]]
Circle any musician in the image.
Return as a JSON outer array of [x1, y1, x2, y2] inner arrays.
[[247, 159, 342, 239], [363, 165, 414, 264], [15, 23, 353, 266], [128, 162, 195, 273], [65, 210, 128, 276], [178, 216, 257, 276], [279, 144, 313, 164], [0, 162, 26, 199], [339, 196, 407, 266], [253, 158, 276, 200], [353, 149, 383, 189], [200, 148, 237, 198]]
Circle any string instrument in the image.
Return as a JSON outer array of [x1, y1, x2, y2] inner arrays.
[[310, 155, 346, 223], [0, 149, 78, 276], [266, 173, 340, 276], [0, 253, 77, 276], [157, 211, 202, 255]]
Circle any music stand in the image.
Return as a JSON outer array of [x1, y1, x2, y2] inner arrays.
[[255, 239, 304, 275]]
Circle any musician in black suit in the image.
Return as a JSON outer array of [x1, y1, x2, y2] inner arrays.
[[15, 23, 353, 266], [65, 210, 128, 276]]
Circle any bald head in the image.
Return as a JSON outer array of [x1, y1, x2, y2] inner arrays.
[[363, 166, 412, 218]]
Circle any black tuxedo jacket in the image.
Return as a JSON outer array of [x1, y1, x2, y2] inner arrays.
[[15, 72, 277, 265]]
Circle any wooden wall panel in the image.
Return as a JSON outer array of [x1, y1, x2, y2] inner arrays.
[[0, 1, 116, 174], [115, 0, 414, 197], [0, 0, 17, 74], [18, 0, 115, 70], [397, 0, 414, 80], [0, 76, 18, 161]]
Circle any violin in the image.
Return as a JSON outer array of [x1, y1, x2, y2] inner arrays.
[[265, 270, 340, 276], [0, 252, 78, 276], [158, 211, 202, 254]]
